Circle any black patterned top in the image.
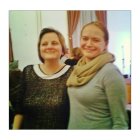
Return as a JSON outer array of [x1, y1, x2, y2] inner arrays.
[[15, 64, 73, 129]]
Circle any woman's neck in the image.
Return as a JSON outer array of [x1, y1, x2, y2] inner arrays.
[[40, 60, 65, 75]]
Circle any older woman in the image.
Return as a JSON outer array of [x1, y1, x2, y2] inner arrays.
[[12, 28, 73, 129], [67, 21, 128, 129]]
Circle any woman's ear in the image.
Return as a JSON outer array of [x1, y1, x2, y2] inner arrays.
[[104, 42, 108, 51]]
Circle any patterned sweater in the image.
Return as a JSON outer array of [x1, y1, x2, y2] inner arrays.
[[15, 65, 73, 129]]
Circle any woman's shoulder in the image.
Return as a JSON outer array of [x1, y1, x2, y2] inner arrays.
[[23, 64, 35, 73], [61, 65, 73, 75], [101, 63, 124, 81], [23, 64, 33, 69], [102, 63, 121, 74], [56, 65, 74, 79]]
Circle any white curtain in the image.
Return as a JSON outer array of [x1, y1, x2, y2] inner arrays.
[[72, 11, 97, 48]]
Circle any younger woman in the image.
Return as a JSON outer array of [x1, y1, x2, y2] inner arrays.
[[67, 21, 128, 129]]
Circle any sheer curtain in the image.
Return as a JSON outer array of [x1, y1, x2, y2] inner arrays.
[[72, 11, 97, 49]]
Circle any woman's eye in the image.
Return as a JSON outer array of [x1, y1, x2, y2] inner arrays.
[[52, 41, 58, 45], [82, 37, 88, 41], [93, 38, 100, 42], [42, 43, 48, 46]]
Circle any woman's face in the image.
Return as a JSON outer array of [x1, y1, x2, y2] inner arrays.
[[80, 24, 107, 62], [40, 33, 63, 61]]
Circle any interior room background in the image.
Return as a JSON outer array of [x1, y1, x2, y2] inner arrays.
[[9, 10, 131, 77]]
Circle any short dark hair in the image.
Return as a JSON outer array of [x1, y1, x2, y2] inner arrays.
[[38, 28, 67, 63]]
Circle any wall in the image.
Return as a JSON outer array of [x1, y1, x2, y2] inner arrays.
[[107, 10, 131, 76], [10, 11, 40, 70], [41, 11, 68, 47]]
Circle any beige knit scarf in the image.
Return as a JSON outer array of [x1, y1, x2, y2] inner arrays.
[[66, 52, 115, 87]]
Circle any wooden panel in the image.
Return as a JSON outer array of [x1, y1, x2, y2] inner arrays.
[[125, 78, 131, 104]]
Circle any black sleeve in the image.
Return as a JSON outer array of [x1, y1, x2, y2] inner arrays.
[[65, 59, 78, 66], [9, 68, 26, 114]]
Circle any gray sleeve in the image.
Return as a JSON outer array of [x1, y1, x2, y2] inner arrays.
[[103, 65, 129, 129]]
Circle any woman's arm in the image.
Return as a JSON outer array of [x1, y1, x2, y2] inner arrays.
[[104, 66, 129, 129], [12, 70, 25, 129], [12, 114, 24, 129]]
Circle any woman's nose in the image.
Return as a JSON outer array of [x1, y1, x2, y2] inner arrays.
[[47, 43, 52, 48], [87, 39, 93, 46]]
